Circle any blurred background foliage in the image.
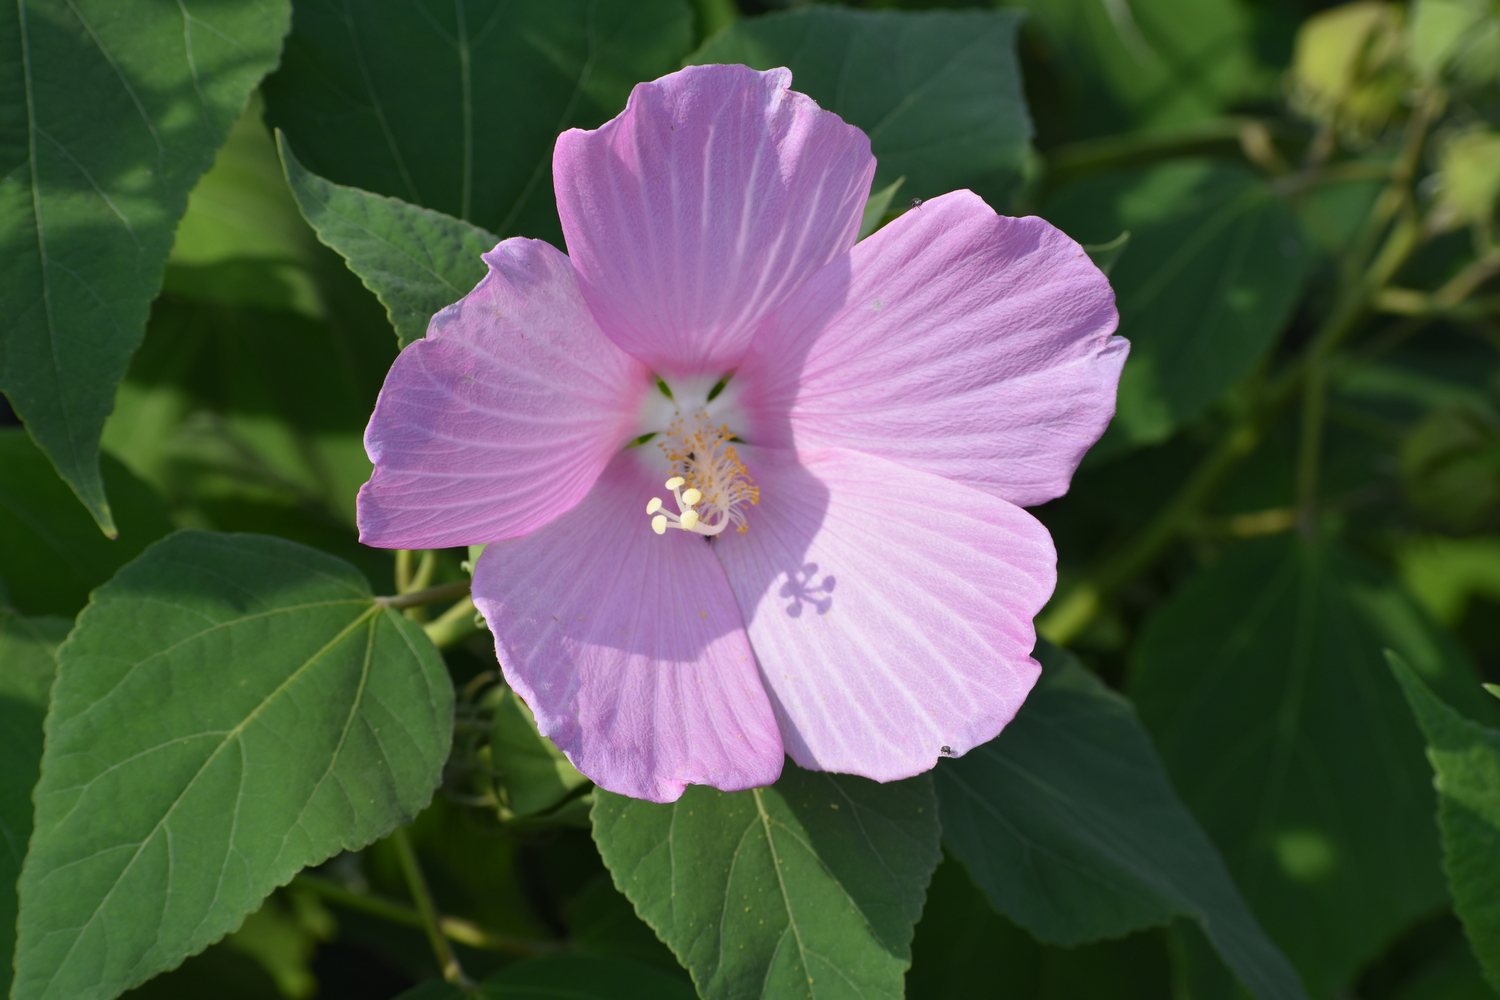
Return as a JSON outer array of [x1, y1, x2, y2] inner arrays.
[[3, 0, 1500, 996]]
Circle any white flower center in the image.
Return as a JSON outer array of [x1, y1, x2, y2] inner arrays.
[[645, 411, 758, 537]]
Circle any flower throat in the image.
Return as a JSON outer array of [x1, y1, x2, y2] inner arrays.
[[646, 412, 758, 537]]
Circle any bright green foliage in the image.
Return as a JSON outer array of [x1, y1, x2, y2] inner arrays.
[[0, 0, 292, 532], [592, 764, 941, 1000], [1045, 161, 1312, 453], [1434, 129, 1500, 230], [1288, 2, 1409, 136], [937, 642, 1306, 1000], [0, 429, 173, 617], [262, 0, 693, 246], [396, 955, 698, 1000], [11, 532, 454, 1000], [1390, 654, 1500, 993], [1002, 0, 1262, 137], [0, 607, 68, 991], [280, 139, 499, 349], [1130, 536, 1496, 998], [1409, 0, 1500, 86], [691, 7, 1031, 207]]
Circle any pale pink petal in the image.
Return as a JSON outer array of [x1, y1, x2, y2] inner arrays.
[[737, 191, 1126, 508], [472, 451, 784, 802], [358, 239, 652, 549], [716, 446, 1054, 782], [554, 64, 875, 378]]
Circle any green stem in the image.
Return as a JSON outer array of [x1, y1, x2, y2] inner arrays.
[[391, 826, 476, 991], [377, 579, 471, 612], [293, 873, 558, 957], [424, 596, 482, 650], [1295, 361, 1327, 539]]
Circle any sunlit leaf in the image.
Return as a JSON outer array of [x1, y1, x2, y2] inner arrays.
[[593, 764, 941, 1000], [0, 0, 292, 531], [12, 531, 453, 1000], [1390, 653, 1500, 994]]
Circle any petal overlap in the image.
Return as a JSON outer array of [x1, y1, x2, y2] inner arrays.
[[715, 446, 1056, 782], [554, 64, 875, 377], [738, 191, 1126, 508], [358, 239, 651, 549], [472, 451, 785, 803]]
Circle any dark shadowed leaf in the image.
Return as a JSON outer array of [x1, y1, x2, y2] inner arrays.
[[0, 607, 68, 992], [0, 0, 291, 531], [394, 955, 698, 1000], [262, 0, 693, 247], [691, 6, 1032, 208], [1044, 161, 1313, 454], [1003, 0, 1263, 139], [12, 531, 453, 1000], [279, 138, 498, 349], [0, 429, 173, 617], [592, 764, 941, 1000], [1129, 535, 1498, 999], [1390, 653, 1500, 993], [936, 642, 1306, 1000]]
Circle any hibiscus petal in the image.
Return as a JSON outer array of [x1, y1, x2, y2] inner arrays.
[[554, 64, 874, 378], [716, 446, 1054, 782], [472, 451, 784, 802], [738, 190, 1126, 508], [358, 239, 651, 549]]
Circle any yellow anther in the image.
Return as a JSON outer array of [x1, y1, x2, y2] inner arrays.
[[651, 515, 668, 535], [681, 488, 703, 507], [646, 497, 663, 515]]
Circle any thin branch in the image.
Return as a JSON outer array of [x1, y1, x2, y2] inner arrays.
[[376, 580, 471, 611], [391, 826, 476, 991]]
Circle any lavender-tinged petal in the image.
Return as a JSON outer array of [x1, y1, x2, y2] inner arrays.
[[739, 191, 1126, 508], [473, 452, 784, 803], [358, 238, 651, 549], [717, 445, 1055, 782], [554, 64, 875, 377]]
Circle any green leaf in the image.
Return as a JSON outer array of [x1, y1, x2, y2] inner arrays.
[[0, 0, 292, 532], [689, 6, 1032, 208], [859, 176, 905, 242], [0, 428, 173, 617], [1390, 653, 1500, 994], [1004, 0, 1262, 138], [592, 764, 941, 1000], [0, 608, 68, 992], [12, 531, 454, 1000], [936, 642, 1306, 1000], [1129, 535, 1498, 999], [1044, 161, 1313, 454], [262, 0, 694, 245], [278, 138, 498, 350]]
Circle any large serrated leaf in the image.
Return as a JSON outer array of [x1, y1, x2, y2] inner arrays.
[[278, 138, 498, 349], [1390, 653, 1500, 994], [592, 765, 941, 1000], [0, 607, 69, 992], [936, 642, 1307, 1000], [0, 0, 292, 532], [262, 0, 693, 246], [12, 531, 453, 1000], [690, 6, 1032, 208], [1129, 535, 1498, 999]]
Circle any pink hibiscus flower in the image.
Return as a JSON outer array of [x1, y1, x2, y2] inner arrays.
[[357, 64, 1127, 803]]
